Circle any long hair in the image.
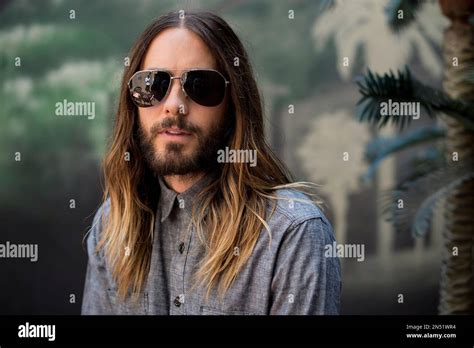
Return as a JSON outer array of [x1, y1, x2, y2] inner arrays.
[[97, 11, 319, 301]]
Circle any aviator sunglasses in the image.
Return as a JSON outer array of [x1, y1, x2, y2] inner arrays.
[[128, 68, 230, 108]]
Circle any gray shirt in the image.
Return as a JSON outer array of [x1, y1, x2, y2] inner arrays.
[[81, 176, 341, 315]]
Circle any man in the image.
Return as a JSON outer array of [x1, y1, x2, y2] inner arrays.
[[81, 11, 341, 315]]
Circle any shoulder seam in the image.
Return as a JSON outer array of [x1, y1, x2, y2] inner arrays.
[[272, 195, 324, 225]]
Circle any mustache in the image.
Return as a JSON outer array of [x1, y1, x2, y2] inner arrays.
[[149, 116, 201, 138]]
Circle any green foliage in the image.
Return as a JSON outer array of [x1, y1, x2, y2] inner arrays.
[[361, 125, 445, 183], [0, 57, 121, 209], [356, 67, 474, 131], [357, 67, 474, 237], [382, 161, 474, 237]]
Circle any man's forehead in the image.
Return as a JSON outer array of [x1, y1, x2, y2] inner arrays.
[[141, 27, 217, 71]]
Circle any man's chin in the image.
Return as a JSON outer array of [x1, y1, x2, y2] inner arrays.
[[155, 147, 194, 159]]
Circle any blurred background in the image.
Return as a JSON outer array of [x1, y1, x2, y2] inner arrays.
[[1, 0, 472, 315]]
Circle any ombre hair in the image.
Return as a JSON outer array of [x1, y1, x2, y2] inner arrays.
[[95, 11, 320, 302]]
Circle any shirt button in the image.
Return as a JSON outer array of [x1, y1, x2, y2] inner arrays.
[[174, 295, 182, 307], [178, 242, 185, 254]]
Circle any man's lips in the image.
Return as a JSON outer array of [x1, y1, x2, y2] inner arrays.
[[158, 128, 193, 137]]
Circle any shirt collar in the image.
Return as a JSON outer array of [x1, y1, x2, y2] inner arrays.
[[158, 174, 213, 222]]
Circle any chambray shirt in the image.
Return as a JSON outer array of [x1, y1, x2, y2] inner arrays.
[[81, 176, 341, 315]]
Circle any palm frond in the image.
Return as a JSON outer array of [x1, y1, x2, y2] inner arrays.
[[385, 0, 424, 32], [398, 146, 446, 185], [356, 67, 474, 131], [362, 125, 445, 183], [380, 159, 474, 237]]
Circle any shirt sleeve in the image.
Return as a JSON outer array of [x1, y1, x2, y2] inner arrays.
[[81, 202, 115, 315], [269, 217, 341, 315]]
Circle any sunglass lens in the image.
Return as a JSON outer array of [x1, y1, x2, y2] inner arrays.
[[151, 71, 171, 101], [129, 71, 171, 107], [184, 70, 226, 107]]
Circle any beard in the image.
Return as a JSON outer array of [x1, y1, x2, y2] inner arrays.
[[138, 114, 227, 176]]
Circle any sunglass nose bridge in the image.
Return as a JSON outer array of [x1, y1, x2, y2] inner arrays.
[[169, 73, 187, 84], [168, 74, 188, 98]]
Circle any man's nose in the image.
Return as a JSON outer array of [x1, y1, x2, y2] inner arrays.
[[163, 78, 188, 116]]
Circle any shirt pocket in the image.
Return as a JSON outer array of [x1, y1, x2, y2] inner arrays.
[[107, 288, 149, 315], [200, 306, 257, 316]]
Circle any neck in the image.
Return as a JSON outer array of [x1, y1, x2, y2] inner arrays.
[[163, 172, 205, 193]]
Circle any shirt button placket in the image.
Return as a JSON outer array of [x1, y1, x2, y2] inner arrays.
[[171, 195, 188, 314]]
